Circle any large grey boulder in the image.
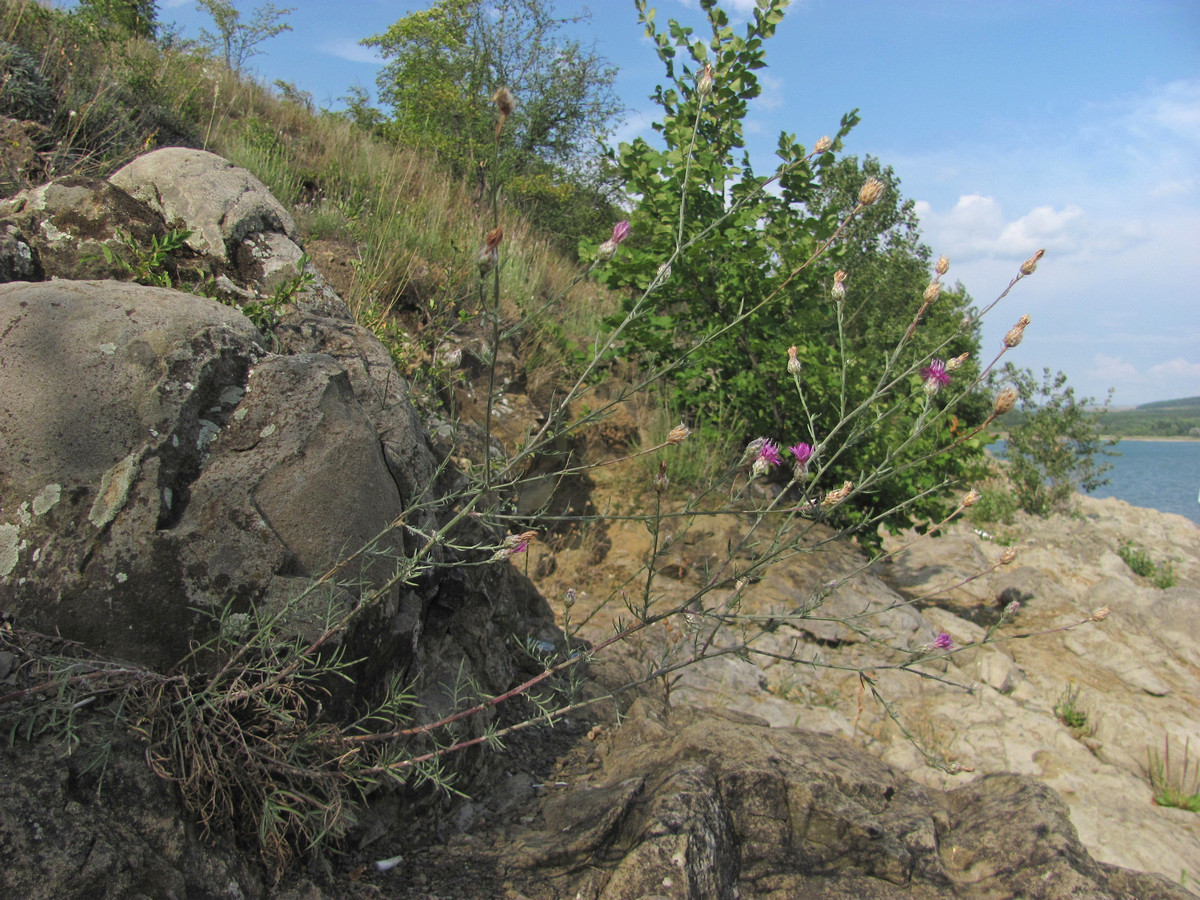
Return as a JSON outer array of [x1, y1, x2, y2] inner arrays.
[[0, 279, 406, 670], [110, 147, 296, 264]]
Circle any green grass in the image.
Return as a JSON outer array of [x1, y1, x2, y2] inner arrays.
[[1148, 737, 1200, 814], [1118, 543, 1177, 589]]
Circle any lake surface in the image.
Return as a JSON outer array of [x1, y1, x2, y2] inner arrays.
[[993, 439, 1200, 525]]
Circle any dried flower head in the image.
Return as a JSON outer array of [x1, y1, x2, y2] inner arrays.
[[787, 345, 802, 375], [946, 352, 970, 371], [814, 135, 833, 154], [823, 480, 853, 506], [1089, 605, 1111, 622], [961, 489, 981, 508], [666, 422, 692, 444], [1003, 599, 1021, 617], [858, 177, 885, 206], [1000, 547, 1018, 565], [923, 281, 942, 305], [936, 255, 950, 276], [697, 61, 714, 97], [920, 359, 951, 395], [992, 387, 1019, 417], [1004, 314, 1032, 349], [1020, 248, 1045, 276], [491, 86, 516, 116]]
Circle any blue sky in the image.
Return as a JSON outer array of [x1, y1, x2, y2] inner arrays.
[[146, 0, 1199, 407]]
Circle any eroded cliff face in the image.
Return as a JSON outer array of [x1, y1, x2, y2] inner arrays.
[[1, 145, 1193, 899]]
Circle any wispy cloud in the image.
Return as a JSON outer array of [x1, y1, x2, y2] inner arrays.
[[319, 40, 382, 66]]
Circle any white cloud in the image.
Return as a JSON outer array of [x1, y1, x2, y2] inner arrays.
[[1148, 357, 1200, 381], [1087, 354, 1139, 381], [319, 40, 382, 66], [914, 194, 1085, 261]]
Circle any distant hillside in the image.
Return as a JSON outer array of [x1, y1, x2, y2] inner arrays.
[[1103, 396, 1200, 438], [1136, 396, 1200, 412]]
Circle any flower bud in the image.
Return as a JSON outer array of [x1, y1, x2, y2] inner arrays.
[[697, 62, 714, 97], [564, 587, 577, 608], [1020, 248, 1045, 276], [936, 255, 950, 276], [992, 387, 1019, 417], [787, 345, 802, 375], [832, 270, 847, 302], [654, 460, 669, 493], [814, 135, 832, 154], [1089, 605, 1110, 622], [923, 281, 942, 305], [945, 352, 970, 371], [858, 177, 884, 206]]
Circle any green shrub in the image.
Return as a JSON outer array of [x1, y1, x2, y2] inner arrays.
[[1118, 543, 1177, 589]]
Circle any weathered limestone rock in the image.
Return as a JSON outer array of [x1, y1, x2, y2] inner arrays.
[[110, 147, 296, 264]]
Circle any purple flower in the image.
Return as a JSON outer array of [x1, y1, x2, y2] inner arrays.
[[597, 221, 631, 262], [789, 442, 813, 468], [920, 359, 951, 396], [757, 440, 782, 467], [932, 632, 953, 651]]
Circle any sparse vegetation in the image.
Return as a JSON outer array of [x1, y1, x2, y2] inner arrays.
[[1118, 542, 1178, 589], [1148, 737, 1200, 814], [0, 0, 1122, 879]]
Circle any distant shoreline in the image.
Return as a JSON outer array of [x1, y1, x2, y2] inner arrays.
[[1103, 435, 1200, 442]]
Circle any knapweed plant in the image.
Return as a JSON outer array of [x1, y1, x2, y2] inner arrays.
[[0, 0, 1114, 878]]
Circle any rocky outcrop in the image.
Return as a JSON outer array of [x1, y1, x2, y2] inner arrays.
[[506, 702, 1189, 899], [534, 493, 1200, 894]]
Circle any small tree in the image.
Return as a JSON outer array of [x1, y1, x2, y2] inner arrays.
[[997, 365, 1118, 515], [74, 0, 158, 38], [196, 0, 293, 74]]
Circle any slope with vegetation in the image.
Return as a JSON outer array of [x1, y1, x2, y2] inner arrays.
[[0, 0, 1143, 890]]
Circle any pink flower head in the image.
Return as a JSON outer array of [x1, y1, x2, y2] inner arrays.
[[920, 359, 951, 395], [597, 220, 631, 262], [932, 632, 953, 651], [789, 442, 813, 468], [757, 440, 782, 467]]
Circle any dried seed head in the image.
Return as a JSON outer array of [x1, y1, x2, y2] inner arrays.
[[485, 226, 504, 251], [823, 481, 854, 506], [992, 387, 1019, 417], [787, 345, 802, 375], [936, 255, 950, 276], [946, 352, 970, 371], [491, 86, 516, 117], [1020, 248, 1045, 276], [697, 61, 714, 97], [1004, 314, 1032, 348], [814, 135, 833, 154], [858, 177, 885, 206], [961, 489, 981, 508], [923, 281, 942, 305], [1089, 605, 1111, 622], [666, 422, 692, 444], [1000, 547, 1018, 565]]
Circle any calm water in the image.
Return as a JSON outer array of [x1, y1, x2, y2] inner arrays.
[[994, 439, 1200, 525]]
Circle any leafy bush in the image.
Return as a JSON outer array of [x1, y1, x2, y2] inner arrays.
[[596, 0, 992, 537], [996, 365, 1118, 516]]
